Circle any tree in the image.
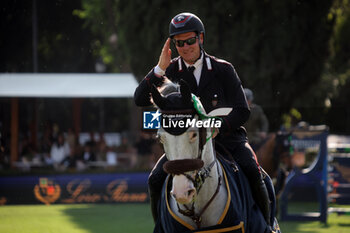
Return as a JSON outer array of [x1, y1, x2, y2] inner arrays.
[[1, 0, 96, 72], [326, 1, 350, 133], [79, 0, 345, 131]]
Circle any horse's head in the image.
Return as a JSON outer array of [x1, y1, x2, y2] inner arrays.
[[151, 80, 219, 205]]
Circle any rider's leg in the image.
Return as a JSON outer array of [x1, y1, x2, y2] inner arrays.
[[148, 154, 168, 223], [229, 142, 271, 226]]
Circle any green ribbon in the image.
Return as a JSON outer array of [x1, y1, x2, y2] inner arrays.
[[191, 94, 221, 142]]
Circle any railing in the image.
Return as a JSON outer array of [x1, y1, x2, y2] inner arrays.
[[11, 153, 137, 172]]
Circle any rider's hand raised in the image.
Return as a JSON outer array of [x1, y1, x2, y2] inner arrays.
[[157, 38, 172, 71]]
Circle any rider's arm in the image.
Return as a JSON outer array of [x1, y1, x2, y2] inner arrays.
[[134, 68, 164, 107], [134, 39, 171, 107]]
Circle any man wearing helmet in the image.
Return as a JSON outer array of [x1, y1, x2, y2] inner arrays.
[[134, 12, 271, 227], [243, 88, 269, 150]]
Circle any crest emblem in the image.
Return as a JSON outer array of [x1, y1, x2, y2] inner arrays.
[[176, 16, 185, 21], [34, 177, 61, 205], [172, 15, 191, 26]]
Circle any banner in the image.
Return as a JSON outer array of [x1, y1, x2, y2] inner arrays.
[[0, 172, 149, 205]]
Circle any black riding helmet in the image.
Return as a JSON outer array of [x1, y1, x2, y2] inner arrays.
[[169, 12, 205, 38]]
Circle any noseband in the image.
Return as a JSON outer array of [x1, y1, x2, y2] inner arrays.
[[162, 125, 212, 190]]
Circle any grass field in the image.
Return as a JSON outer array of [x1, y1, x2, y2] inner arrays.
[[0, 204, 153, 233], [0, 203, 349, 233]]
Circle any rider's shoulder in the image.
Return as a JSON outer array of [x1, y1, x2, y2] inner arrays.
[[206, 54, 236, 77], [206, 54, 232, 67], [206, 54, 234, 72]]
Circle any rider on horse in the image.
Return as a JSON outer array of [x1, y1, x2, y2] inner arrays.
[[134, 12, 271, 227]]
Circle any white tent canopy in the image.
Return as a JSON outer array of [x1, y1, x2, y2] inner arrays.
[[0, 73, 139, 98]]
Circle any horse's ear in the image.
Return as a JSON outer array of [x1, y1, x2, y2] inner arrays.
[[151, 84, 166, 109], [179, 79, 192, 105]]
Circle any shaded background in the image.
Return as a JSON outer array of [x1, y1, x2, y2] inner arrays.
[[1, 2, 350, 232], [1, 0, 350, 133]]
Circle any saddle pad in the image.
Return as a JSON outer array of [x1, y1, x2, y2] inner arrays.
[[154, 157, 271, 233]]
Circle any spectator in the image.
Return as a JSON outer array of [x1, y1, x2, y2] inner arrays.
[[49, 133, 70, 170], [134, 131, 155, 169], [52, 123, 60, 144], [0, 129, 10, 170], [116, 136, 137, 168], [86, 131, 97, 149], [244, 88, 269, 151], [18, 134, 36, 171], [106, 146, 118, 167], [40, 127, 53, 161], [19, 134, 36, 161], [81, 141, 96, 163], [96, 139, 108, 161], [61, 145, 78, 171]]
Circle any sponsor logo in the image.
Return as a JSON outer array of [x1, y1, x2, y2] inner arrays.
[[34, 178, 61, 205], [61, 179, 148, 203], [143, 110, 161, 129], [162, 113, 221, 128], [143, 111, 222, 130]]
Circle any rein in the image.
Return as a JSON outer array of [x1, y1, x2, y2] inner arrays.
[[177, 169, 222, 229]]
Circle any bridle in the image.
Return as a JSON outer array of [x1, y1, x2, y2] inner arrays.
[[151, 80, 223, 228], [161, 109, 222, 228]]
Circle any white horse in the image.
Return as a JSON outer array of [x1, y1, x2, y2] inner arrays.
[[151, 80, 281, 233]]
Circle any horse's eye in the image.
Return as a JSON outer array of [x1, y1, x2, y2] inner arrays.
[[189, 132, 197, 142]]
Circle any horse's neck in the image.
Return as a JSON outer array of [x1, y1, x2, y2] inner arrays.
[[256, 133, 276, 176], [170, 140, 228, 228]]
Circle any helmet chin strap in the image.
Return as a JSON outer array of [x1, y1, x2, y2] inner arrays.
[[198, 32, 204, 51]]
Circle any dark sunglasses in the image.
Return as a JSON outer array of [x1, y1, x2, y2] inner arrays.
[[172, 36, 198, 47]]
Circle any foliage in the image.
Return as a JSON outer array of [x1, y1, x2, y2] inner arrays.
[[72, 0, 128, 72], [79, 0, 340, 130], [326, 0, 350, 133], [2, 0, 350, 132], [0, 0, 96, 72], [330, 0, 350, 73]]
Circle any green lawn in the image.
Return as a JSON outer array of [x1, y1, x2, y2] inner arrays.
[[0, 204, 154, 233], [0, 203, 349, 233], [279, 213, 350, 233]]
